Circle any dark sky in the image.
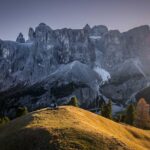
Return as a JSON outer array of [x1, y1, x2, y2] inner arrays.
[[0, 0, 150, 41]]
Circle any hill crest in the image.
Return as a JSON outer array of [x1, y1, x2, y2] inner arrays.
[[0, 106, 150, 150]]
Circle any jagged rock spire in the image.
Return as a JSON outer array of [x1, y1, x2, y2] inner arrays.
[[16, 32, 25, 43], [28, 27, 35, 41], [35, 23, 52, 43], [83, 24, 91, 32]]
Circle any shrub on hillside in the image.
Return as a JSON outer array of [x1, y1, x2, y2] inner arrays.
[[0, 116, 10, 125], [113, 110, 126, 123], [68, 96, 78, 107], [16, 106, 28, 117], [114, 114, 126, 123]]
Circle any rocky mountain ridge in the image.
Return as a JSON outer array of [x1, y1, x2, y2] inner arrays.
[[0, 23, 150, 116]]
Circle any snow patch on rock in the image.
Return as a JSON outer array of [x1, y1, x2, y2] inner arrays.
[[94, 66, 111, 82], [47, 44, 54, 49], [133, 59, 146, 78], [3, 48, 9, 58], [89, 36, 101, 40]]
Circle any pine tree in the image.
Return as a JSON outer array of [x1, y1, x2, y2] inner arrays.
[[101, 100, 112, 119], [125, 104, 136, 125], [68, 96, 78, 107], [107, 100, 112, 119], [101, 104, 108, 118], [16, 106, 28, 117]]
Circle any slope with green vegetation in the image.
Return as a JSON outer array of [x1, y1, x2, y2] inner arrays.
[[0, 106, 150, 150]]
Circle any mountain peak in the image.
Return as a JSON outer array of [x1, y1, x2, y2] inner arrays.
[[36, 23, 52, 30], [83, 24, 91, 31], [16, 32, 25, 43]]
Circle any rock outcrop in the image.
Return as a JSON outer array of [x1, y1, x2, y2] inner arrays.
[[0, 23, 150, 116], [16, 33, 25, 43]]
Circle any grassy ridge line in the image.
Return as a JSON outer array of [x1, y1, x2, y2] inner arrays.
[[63, 107, 150, 149], [0, 106, 150, 150]]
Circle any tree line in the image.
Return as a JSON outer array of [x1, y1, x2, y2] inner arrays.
[[1, 96, 148, 129]]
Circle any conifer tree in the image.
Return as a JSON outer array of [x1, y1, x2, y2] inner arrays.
[[101, 104, 108, 118], [101, 100, 112, 119], [16, 106, 28, 117], [107, 100, 112, 119], [125, 104, 136, 125], [68, 96, 78, 107]]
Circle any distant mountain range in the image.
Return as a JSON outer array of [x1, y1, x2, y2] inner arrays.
[[0, 23, 150, 117]]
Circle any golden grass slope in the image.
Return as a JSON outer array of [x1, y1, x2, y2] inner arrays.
[[0, 106, 150, 150]]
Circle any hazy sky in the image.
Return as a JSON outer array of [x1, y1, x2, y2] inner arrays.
[[0, 0, 150, 40]]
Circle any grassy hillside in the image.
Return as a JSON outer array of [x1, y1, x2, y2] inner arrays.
[[0, 106, 150, 150]]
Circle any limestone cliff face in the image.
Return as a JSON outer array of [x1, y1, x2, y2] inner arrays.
[[0, 23, 150, 116]]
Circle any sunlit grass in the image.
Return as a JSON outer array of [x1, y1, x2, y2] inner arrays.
[[0, 106, 150, 150]]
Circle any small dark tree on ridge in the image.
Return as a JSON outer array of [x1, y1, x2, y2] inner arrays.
[[68, 96, 78, 107], [16, 106, 28, 117]]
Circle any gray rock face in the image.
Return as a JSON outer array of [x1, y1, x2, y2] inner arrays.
[[91, 25, 108, 36], [0, 23, 150, 115], [99, 25, 150, 102], [28, 27, 35, 41], [114, 62, 147, 102]]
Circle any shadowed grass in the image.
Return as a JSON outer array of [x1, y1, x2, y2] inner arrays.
[[0, 106, 150, 150]]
